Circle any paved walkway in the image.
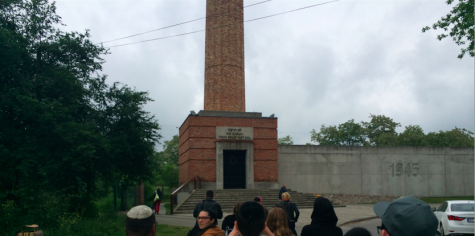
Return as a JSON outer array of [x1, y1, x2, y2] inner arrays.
[[155, 203, 440, 234], [155, 204, 378, 232]]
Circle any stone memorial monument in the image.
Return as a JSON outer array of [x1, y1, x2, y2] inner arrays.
[[178, 0, 279, 190]]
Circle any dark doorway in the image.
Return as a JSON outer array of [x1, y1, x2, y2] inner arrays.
[[223, 150, 246, 189]]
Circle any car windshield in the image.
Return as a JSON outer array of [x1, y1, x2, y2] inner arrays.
[[451, 203, 474, 212]]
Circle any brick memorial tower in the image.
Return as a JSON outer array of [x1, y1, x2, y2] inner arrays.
[[178, 0, 279, 189]]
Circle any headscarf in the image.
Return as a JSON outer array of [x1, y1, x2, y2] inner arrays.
[[310, 197, 338, 226]]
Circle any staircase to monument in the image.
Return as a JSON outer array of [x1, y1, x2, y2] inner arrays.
[[173, 189, 339, 214]]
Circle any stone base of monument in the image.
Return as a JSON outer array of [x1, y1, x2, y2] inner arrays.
[[179, 110, 278, 190]]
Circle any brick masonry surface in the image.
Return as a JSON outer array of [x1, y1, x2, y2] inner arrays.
[[179, 115, 278, 184], [204, 0, 245, 112]]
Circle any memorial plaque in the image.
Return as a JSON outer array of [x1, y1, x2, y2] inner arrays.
[[216, 127, 253, 140]]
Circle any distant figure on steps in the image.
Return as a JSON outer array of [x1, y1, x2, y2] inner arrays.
[[279, 184, 287, 200]]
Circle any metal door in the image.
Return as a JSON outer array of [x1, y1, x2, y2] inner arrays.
[[223, 150, 246, 189]]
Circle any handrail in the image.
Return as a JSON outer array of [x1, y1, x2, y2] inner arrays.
[[170, 176, 201, 214]]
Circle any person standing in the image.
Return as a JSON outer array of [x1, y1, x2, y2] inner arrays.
[[189, 190, 224, 236], [153, 187, 162, 215], [279, 184, 287, 200], [267, 208, 294, 236], [373, 196, 437, 236], [222, 203, 241, 236], [193, 190, 223, 220], [254, 196, 268, 217], [280, 192, 300, 236], [301, 197, 342, 236], [227, 201, 275, 236], [197, 209, 225, 236], [126, 205, 156, 236]]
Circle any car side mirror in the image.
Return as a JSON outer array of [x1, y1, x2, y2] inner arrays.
[[431, 207, 437, 212]]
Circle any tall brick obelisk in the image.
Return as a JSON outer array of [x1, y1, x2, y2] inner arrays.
[[178, 0, 278, 193], [204, 0, 245, 112]]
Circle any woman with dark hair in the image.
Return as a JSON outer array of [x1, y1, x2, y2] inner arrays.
[[267, 208, 295, 236], [222, 203, 241, 235], [197, 209, 225, 236], [301, 197, 342, 236]]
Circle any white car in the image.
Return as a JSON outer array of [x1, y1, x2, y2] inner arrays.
[[433, 200, 474, 236]]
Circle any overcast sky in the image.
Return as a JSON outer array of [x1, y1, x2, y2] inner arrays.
[[55, 0, 474, 149]]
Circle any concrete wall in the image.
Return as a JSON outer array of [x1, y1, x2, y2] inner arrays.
[[278, 146, 474, 197]]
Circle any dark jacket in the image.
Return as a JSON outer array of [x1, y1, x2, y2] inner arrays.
[[156, 189, 162, 200], [280, 200, 300, 222], [279, 186, 287, 199], [221, 214, 236, 232], [300, 197, 342, 236], [193, 198, 223, 219]]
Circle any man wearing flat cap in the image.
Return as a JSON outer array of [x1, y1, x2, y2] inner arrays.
[[373, 196, 437, 236], [126, 205, 156, 236]]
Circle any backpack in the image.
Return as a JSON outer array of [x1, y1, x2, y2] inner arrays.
[[154, 193, 160, 201], [224, 226, 233, 236]]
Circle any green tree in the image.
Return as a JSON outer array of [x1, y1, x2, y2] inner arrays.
[[0, 0, 161, 230], [337, 119, 366, 146], [161, 164, 179, 190], [422, 0, 474, 58], [361, 114, 400, 146], [310, 120, 365, 146], [161, 135, 179, 165], [153, 135, 180, 190], [278, 135, 294, 145], [426, 127, 474, 147], [310, 125, 339, 145], [397, 125, 427, 146]]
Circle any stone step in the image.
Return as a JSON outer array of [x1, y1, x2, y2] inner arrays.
[[173, 189, 324, 214]]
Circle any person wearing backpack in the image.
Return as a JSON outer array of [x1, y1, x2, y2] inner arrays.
[[222, 203, 241, 236], [280, 192, 300, 236], [188, 191, 224, 236], [153, 187, 162, 215]]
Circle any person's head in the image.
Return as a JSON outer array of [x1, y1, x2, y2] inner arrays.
[[197, 209, 218, 230], [156, 187, 160, 190], [266, 208, 292, 236], [126, 205, 156, 236], [233, 203, 241, 215], [373, 196, 438, 236], [254, 196, 262, 203], [206, 190, 214, 198], [283, 184, 286, 188], [281, 192, 291, 201], [344, 227, 371, 236], [237, 201, 267, 236], [310, 197, 338, 226]]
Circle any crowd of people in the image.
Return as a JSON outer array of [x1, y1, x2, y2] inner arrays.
[[126, 185, 438, 236]]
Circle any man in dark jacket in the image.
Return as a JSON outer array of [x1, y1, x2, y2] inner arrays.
[[278, 184, 287, 200], [188, 190, 224, 236], [193, 190, 223, 219]]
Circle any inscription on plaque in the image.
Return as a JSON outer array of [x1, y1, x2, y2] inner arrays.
[[216, 127, 253, 140]]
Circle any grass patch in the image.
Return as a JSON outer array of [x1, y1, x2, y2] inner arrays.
[[156, 225, 192, 236], [420, 196, 474, 204], [42, 214, 127, 236], [41, 211, 191, 236], [164, 203, 171, 215]]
